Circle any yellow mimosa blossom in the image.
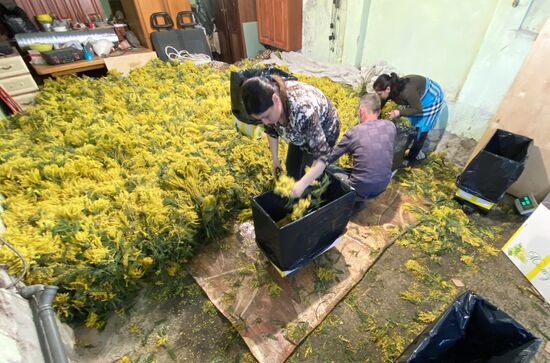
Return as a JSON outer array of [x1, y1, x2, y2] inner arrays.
[[0, 59, 360, 326], [155, 334, 169, 349], [84, 312, 105, 329]]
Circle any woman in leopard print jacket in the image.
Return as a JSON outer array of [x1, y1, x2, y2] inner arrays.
[[241, 75, 340, 198]]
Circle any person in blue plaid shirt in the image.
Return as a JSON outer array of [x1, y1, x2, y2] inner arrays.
[[374, 73, 445, 164]]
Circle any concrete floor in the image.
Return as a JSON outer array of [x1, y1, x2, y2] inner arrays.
[[73, 141, 550, 362]]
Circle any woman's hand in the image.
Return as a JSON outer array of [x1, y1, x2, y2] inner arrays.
[[272, 158, 282, 176], [291, 159, 327, 198], [388, 109, 400, 119], [291, 180, 307, 198]]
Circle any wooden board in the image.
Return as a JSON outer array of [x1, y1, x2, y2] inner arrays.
[[238, 0, 257, 23], [31, 48, 155, 77], [104, 50, 157, 76], [32, 58, 105, 77], [466, 19, 550, 201]]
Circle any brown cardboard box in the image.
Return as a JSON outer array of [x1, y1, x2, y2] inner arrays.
[[466, 19, 550, 201]]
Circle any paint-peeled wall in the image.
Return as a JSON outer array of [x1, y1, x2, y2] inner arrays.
[[300, 0, 550, 140], [301, 0, 333, 63], [341, 1, 369, 66], [361, 0, 499, 100], [447, 0, 550, 138]]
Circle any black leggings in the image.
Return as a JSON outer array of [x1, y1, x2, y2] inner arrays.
[[407, 132, 428, 162], [286, 144, 315, 180]]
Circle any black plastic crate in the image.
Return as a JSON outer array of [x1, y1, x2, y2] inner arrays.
[[457, 129, 532, 203], [251, 172, 355, 272]]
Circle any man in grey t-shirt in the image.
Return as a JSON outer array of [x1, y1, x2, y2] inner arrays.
[[328, 93, 396, 199]]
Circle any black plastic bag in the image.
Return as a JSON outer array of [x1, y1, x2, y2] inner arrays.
[[457, 129, 533, 203], [192, 0, 216, 35], [0, 5, 37, 37], [231, 66, 297, 126], [396, 291, 541, 363], [0, 41, 12, 55], [393, 124, 416, 170]]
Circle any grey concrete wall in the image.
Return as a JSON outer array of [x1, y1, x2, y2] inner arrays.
[[0, 270, 45, 363], [0, 268, 76, 363]]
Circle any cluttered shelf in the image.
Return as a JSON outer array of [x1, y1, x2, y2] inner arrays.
[[31, 56, 103, 76], [30, 47, 155, 77], [0, 5, 155, 78]]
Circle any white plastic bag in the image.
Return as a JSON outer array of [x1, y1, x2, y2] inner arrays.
[[91, 39, 114, 57]]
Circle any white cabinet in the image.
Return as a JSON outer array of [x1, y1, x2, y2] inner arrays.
[[0, 49, 39, 111]]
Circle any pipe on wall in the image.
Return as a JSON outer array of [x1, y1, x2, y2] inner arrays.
[[20, 285, 69, 363]]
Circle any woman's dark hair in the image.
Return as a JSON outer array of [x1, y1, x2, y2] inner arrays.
[[373, 72, 409, 99], [241, 75, 288, 116]]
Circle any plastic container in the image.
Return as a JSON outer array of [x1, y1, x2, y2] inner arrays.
[[251, 172, 355, 272], [36, 14, 53, 32], [234, 117, 264, 139], [456, 129, 533, 210], [36, 14, 53, 23], [39, 22, 52, 32], [29, 43, 53, 52]]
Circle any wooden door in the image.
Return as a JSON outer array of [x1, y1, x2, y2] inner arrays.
[[15, 0, 47, 15], [226, 0, 245, 61], [287, 0, 302, 50], [50, 0, 78, 21], [69, 0, 105, 22], [255, 0, 272, 44], [215, 0, 232, 62], [237, 0, 257, 24], [164, 0, 192, 24], [271, 0, 287, 49], [216, 0, 245, 63], [133, 0, 167, 49], [16, 0, 104, 26], [15, 0, 48, 27]]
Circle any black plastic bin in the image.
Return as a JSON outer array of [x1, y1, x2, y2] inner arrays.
[[457, 129, 533, 205], [396, 291, 542, 363], [251, 172, 355, 272], [230, 66, 297, 126]]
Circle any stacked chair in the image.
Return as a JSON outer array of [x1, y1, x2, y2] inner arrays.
[[149, 11, 211, 62]]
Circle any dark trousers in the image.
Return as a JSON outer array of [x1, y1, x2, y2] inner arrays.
[[326, 165, 385, 201], [286, 143, 315, 180], [407, 132, 428, 162]]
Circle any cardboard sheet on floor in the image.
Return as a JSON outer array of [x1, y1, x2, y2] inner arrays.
[[189, 187, 413, 363], [104, 51, 157, 76]]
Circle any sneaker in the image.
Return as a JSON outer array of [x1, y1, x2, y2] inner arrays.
[[416, 151, 426, 160]]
